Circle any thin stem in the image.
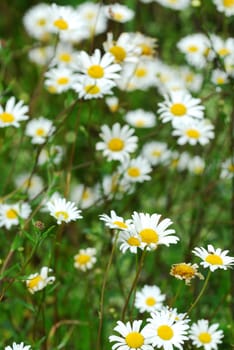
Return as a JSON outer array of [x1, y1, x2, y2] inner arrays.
[[121, 249, 147, 322], [186, 270, 211, 315]]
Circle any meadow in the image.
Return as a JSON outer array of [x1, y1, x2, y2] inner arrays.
[[0, 0, 233, 349]]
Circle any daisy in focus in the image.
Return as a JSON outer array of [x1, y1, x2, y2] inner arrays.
[[145, 308, 189, 350], [172, 118, 215, 146], [135, 285, 166, 313], [118, 230, 142, 254], [74, 248, 97, 271], [192, 244, 234, 271], [118, 156, 152, 183], [0, 96, 29, 128], [158, 91, 205, 124], [25, 117, 55, 144], [125, 109, 156, 128], [109, 320, 154, 350], [5, 342, 31, 350], [212, 0, 234, 16], [99, 210, 131, 230], [73, 77, 115, 99], [96, 123, 138, 163], [170, 262, 204, 285], [47, 197, 82, 224], [189, 319, 224, 350], [26, 266, 55, 294], [104, 4, 135, 23], [0, 202, 31, 229]]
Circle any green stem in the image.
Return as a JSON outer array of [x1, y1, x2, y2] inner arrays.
[[186, 270, 211, 315]]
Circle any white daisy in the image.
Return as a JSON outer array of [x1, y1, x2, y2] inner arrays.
[[5, 342, 31, 350], [192, 244, 234, 271], [23, 3, 52, 40], [50, 42, 78, 68], [118, 156, 152, 183], [220, 157, 234, 179], [118, 229, 142, 254], [109, 320, 154, 350], [96, 123, 138, 163], [188, 156, 205, 175], [172, 118, 215, 146], [77, 2, 107, 37], [47, 197, 82, 224], [212, 0, 234, 16], [135, 285, 166, 313], [105, 96, 119, 113], [25, 116, 55, 144], [26, 266, 55, 294], [130, 32, 157, 59], [129, 212, 179, 250], [145, 309, 189, 350], [125, 109, 156, 128], [45, 66, 77, 94], [74, 248, 96, 271], [49, 4, 82, 35], [156, 0, 191, 10], [211, 68, 229, 85], [99, 210, 131, 230], [15, 173, 44, 199], [104, 4, 135, 23], [28, 46, 54, 66], [210, 35, 234, 59], [158, 91, 205, 124], [100, 172, 133, 200], [189, 319, 224, 350], [38, 145, 64, 165], [73, 76, 114, 100], [141, 141, 170, 166], [0, 202, 31, 229], [70, 184, 98, 209], [179, 66, 203, 93], [177, 34, 210, 68], [0, 97, 29, 128], [75, 49, 121, 85]]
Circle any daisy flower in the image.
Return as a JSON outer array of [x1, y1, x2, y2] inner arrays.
[[109, 320, 154, 350], [135, 285, 166, 313], [38, 145, 64, 165], [74, 248, 97, 271], [25, 117, 55, 144], [129, 212, 179, 250], [179, 67, 203, 93], [105, 96, 119, 113], [49, 4, 81, 35], [125, 109, 156, 128], [100, 172, 133, 200], [96, 123, 138, 163], [177, 34, 210, 68], [77, 2, 107, 37], [73, 76, 115, 100], [192, 244, 234, 271], [188, 156, 205, 175], [15, 173, 44, 199], [0, 202, 31, 229], [5, 342, 31, 350], [118, 229, 142, 254], [170, 262, 204, 285], [0, 96, 29, 128], [212, 0, 234, 16], [142, 141, 170, 166], [23, 3, 52, 40], [158, 91, 205, 124], [118, 156, 152, 183], [28, 46, 54, 66], [47, 197, 82, 224], [189, 319, 224, 350], [172, 118, 215, 146], [99, 210, 131, 230], [145, 309, 189, 350], [75, 49, 121, 85], [210, 35, 234, 59], [50, 42, 78, 68], [70, 184, 98, 209], [131, 32, 157, 59], [155, 0, 191, 10], [26, 266, 55, 294], [45, 67, 77, 94], [220, 157, 234, 179], [104, 4, 135, 23], [211, 69, 229, 85]]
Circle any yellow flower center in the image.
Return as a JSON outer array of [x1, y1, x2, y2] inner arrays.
[[218, 47, 231, 56], [0, 112, 15, 123], [76, 254, 91, 265], [37, 18, 46, 26], [57, 77, 69, 85], [223, 0, 234, 6], [87, 65, 104, 79], [171, 159, 179, 168], [157, 325, 174, 340], [198, 332, 212, 344], [125, 332, 144, 348], [216, 77, 225, 84], [135, 68, 147, 78], [85, 11, 95, 20], [135, 119, 145, 127], [205, 254, 223, 265], [127, 167, 141, 178], [185, 73, 194, 83], [139, 228, 158, 244], [53, 18, 69, 30], [36, 128, 46, 136], [127, 236, 141, 246], [186, 129, 200, 139], [152, 150, 162, 157], [188, 45, 199, 53], [55, 211, 69, 220], [82, 189, 90, 200], [139, 44, 153, 56], [228, 164, 234, 172], [113, 13, 124, 21], [113, 221, 128, 229], [108, 138, 125, 151], [27, 275, 43, 289], [109, 46, 126, 62], [59, 53, 72, 63], [145, 297, 156, 306], [6, 209, 18, 219], [47, 86, 57, 94], [170, 103, 187, 116], [85, 84, 100, 95], [171, 263, 196, 279]]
